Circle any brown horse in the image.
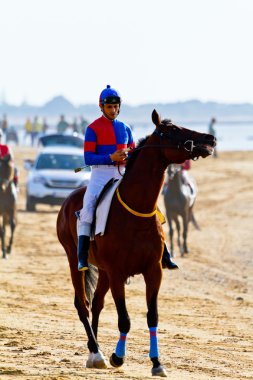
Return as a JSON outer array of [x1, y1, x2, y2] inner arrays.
[[163, 164, 199, 257], [0, 154, 17, 259], [56, 110, 216, 377]]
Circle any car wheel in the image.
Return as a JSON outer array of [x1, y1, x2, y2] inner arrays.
[[26, 196, 36, 212]]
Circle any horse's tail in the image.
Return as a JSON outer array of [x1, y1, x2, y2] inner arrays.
[[191, 211, 200, 230], [85, 264, 99, 306]]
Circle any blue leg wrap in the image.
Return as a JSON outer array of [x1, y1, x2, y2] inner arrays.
[[115, 332, 127, 358], [149, 327, 159, 358]]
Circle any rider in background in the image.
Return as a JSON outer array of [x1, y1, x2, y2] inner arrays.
[[181, 160, 194, 193], [77, 85, 178, 271], [208, 117, 218, 158], [0, 128, 19, 191]]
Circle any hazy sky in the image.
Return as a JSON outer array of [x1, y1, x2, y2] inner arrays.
[[0, 0, 252, 106]]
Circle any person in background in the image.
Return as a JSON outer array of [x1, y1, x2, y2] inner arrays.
[[24, 117, 32, 145], [77, 85, 178, 272], [208, 117, 218, 158], [80, 116, 88, 135], [71, 117, 79, 134], [31, 116, 42, 146], [42, 117, 49, 135], [57, 115, 69, 134], [1, 114, 8, 138]]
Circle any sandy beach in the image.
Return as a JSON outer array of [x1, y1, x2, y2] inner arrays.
[[0, 147, 252, 380]]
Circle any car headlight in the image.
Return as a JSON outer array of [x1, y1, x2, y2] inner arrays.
[[32, 175, 47, 185]]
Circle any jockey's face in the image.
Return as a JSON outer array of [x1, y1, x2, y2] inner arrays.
[[101, 104, 120, 120]]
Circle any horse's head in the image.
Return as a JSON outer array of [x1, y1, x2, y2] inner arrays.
[[0, 155, 14, 192], [151, 109, 216, 164]]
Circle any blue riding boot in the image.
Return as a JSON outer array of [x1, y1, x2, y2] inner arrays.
[[77, 235, 90, 271], [162, 243, 178, 270]]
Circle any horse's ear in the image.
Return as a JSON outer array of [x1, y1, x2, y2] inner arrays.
[[152, 109, 161, 127]]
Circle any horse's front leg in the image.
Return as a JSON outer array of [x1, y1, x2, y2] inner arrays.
[[0, 224, 7, 259], [167, 218, 174, 257], [144, 264, 167, 378], [7, 217, 16, 254], [109, 275, 130, 368], [182, 214, 189, 254]]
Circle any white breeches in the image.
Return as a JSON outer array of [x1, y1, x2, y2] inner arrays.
[[79, 165, 124, 227]]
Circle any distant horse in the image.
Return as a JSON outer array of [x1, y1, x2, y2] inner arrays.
[[0, 155, 17, 259], [163, 164, 199, 258], [56, 110, 216, 377]]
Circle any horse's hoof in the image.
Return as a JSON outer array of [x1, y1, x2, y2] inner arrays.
[[86, 352, 94, 368], [93, 350, 108, 369], [152, 364, 167, 377], [109, 352, 125, 367], [86, 351, 108, 369]]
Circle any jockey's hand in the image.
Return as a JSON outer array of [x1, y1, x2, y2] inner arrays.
[[110, 149, 129, 162]]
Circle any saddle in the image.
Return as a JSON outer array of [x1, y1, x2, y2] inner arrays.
[[76, 178, 121, 239], [91, 178, 120, 237]]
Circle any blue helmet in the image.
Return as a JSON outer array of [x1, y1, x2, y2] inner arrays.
[[99, 85, 121, 106]]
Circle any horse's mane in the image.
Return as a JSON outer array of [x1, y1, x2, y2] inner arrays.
[[125, 135, 150, 174]]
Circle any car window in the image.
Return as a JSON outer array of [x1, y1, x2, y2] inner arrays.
[[35, 153, 91, 171], [39, 134, 83, 148]]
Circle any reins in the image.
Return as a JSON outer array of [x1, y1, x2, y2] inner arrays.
[[115, 127, 200, 216], [74, 126, 200, 174]]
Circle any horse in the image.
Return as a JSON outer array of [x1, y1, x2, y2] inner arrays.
[[0, 154, 17, 259], [163, 164, 199, 258], [56, 109, 216, 377]]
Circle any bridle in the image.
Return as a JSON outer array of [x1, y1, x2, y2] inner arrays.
[[116, 124, 201, 177], [153, 128, 198, 158]]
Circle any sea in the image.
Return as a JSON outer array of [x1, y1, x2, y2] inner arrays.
[[6, 121, 253, 152]]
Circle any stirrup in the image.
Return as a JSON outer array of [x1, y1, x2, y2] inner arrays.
[[78, 263, 89, 271]]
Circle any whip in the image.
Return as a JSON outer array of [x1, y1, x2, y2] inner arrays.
[[74, 165, 90, 173]]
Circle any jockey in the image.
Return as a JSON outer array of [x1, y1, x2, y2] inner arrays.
[[181, 160, 194, 193], [77, 85, 178, 271], [0, 128, 19, 189]]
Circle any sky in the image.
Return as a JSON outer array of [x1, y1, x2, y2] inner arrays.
[[0, 0, 253, 106]]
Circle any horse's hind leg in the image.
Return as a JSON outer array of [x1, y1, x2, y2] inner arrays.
[[109, 275, 130, 368], [175, 217, 184, 256], [143, 264, 167, 377], [182, 214, 189, 254], [66, 243, 107, 369]]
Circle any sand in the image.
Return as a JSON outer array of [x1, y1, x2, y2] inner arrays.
[[0, 147, 252, 380]]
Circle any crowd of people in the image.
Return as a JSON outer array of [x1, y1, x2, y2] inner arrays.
[[0, 114, 89, 147]]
